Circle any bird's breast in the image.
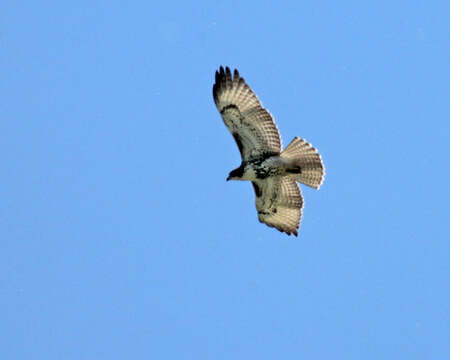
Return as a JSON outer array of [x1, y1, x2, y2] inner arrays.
[[243, 164, 272, 180]]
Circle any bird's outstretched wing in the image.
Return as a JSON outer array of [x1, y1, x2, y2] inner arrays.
[[213, 66, 282, 161], [252, 177, 303, 236]]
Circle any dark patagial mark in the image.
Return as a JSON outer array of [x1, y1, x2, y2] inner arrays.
[[251, 182, 262, 197], [232, 132, 244, 156], [257, 207, 277, 215], [220, 104, 239, 115]]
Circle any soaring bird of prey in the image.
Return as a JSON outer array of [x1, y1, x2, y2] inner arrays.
[[213, 66, 325, 236]]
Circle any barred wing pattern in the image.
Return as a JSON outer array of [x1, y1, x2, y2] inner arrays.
[[213, 66, 324, 236], [213, 66, 282, 161], [252, 177, 303, 236]]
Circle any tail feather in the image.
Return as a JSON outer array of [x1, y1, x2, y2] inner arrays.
[[281, 137, 325, 189]]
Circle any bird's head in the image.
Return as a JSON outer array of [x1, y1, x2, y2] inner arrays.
[[227, 165, 245, 181]]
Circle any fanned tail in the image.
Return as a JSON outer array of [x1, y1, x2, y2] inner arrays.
[[281, 137, 325, 189]]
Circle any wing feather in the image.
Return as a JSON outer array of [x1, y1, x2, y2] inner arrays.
[[213, 66, 282, 161], [252, 177, 303, 236]]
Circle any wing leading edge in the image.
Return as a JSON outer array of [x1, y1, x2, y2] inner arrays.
[[213, 66, 282, 161]]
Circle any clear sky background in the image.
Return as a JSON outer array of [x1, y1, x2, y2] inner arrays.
[[1, 1, 449, 359]]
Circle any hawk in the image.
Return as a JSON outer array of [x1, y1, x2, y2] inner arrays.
[[213, 66, 325, 236]]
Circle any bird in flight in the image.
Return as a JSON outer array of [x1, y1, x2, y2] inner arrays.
[[213, 66, 325, 236]]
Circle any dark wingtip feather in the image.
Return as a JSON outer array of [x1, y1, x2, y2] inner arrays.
[[224, 67, 232, 88], [212, 83, 218, 104], [278, 227, 299, 237], [213, 66, 229, 104], [215, 70, 219, 83], [214, 66, 242, 84], [261, 221, 300, 237]]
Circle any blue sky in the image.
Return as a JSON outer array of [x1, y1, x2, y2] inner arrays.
[[1, 1, 449, 359]]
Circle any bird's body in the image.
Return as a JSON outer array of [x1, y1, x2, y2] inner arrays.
[[229, 156, 296, 181], [213, 66, 325, 236]]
